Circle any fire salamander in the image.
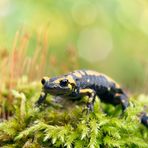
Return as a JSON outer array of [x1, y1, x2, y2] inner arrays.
[[36, 69, 148, 127]]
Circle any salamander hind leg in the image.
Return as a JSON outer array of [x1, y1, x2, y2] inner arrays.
[[141, 113, 148, 127], [114, 93, 129, 111]]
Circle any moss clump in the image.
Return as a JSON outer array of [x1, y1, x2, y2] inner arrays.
[[0, 81, 147, 148]]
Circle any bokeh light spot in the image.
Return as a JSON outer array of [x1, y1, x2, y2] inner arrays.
[[77, 28, 113, 62], [140, 9, 148, 35], [0, 0, 10, 17]]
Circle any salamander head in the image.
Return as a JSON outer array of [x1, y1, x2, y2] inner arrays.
[[41, 75, 76, 96]]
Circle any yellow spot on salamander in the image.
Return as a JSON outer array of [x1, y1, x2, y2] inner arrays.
[[73, 72, 82, 78], [80, 88, 94, 94], [78, 71, 86, 76], [54, 78, 62, 83], [42, 76, 49, 82], [66, 75, 76, 85], [85, 70, 101, 76]]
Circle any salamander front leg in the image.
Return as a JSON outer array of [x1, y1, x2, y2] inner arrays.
[[35, 91, 47, 107], [79, 88, 96, 112]]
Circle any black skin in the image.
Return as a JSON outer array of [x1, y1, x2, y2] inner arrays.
[[35, 69, 148, 127], [141, 114, 148, 128]]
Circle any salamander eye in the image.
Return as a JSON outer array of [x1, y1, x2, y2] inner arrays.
[[60, 79, 68, 87]]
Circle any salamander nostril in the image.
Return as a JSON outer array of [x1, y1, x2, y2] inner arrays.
[[41, 78, 46, 85], [41, 77, 49, 85]]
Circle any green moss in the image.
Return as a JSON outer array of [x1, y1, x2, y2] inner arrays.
[[0, 81, 148, 148]]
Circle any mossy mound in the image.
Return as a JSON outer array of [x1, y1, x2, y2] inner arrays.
[[0, 81, 147, 148]]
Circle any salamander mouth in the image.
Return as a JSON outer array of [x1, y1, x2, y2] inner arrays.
[[46, 89, 70, 96], [43, 85, 70, 95]]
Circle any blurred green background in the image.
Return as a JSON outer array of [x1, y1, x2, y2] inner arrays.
[[0, 0, 148, 94]]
